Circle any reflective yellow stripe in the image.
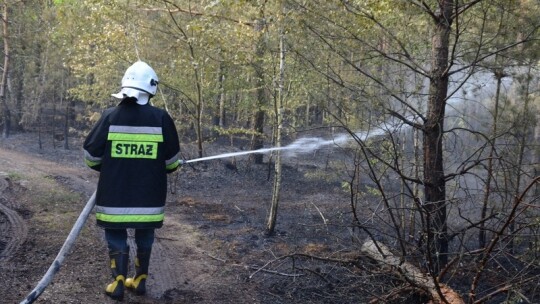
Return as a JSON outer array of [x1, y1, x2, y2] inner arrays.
[[96, 213, 164, 223], [166, 159, 180, 170], [85, 159, 101, 167], [84, 149, 102, 167], [108, 133, 163, 142]]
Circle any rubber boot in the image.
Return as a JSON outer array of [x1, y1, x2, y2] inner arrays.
[[125, 251, 150, 295], [105, 251, 128, 301]]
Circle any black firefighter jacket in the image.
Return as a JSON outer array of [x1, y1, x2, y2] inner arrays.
[[83, 99, 180, 229]]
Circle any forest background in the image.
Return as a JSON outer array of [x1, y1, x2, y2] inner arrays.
[[1, 0, 540, 303]]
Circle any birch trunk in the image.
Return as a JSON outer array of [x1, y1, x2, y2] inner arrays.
[[0, 3, 11, 139], [266, 8, 285, 235]]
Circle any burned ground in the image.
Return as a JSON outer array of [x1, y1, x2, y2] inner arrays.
[[0, 133, 389, 304], [2, 132, 530, 304]]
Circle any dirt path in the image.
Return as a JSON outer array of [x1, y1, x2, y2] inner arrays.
[[0, 143, 243, 303], [0, 172, 28, 262]]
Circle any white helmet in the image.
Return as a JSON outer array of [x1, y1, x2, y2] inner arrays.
[[112, 61, 159, 105]]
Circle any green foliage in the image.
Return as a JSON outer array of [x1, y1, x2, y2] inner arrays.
[[54, 0, 133, 104], [6, 0, 540, 135], [212, 126, 260, 137], [6, 171, 23, 181]]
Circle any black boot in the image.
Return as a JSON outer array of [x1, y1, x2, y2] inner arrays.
[[125, 250, 150, 295], [105, 251, 129, 301]]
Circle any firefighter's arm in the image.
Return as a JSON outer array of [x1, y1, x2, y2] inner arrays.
[[163, 113, 181, 174], [83, 149, 103, 171], [83, 112, 110, 172]]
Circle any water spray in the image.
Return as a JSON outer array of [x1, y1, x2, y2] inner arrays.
[[184, 129, 386, 164]]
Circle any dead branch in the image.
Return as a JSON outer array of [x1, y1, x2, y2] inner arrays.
[[201, 251, 303, 278], [361, 239, 464, 304], [141, 1, 255, 27], [369, 285, 423, 304]]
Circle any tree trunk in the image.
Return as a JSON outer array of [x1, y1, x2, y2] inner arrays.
[[423, 0, 453, 273], [8, 71, 22, 132], [195, 92, 204, 158], [52, 96, 57, 149], [175, 17, 204, 158], [37, 43, 49, 150], [218, 64, 226, 127], [213, 60, 226, 128], [63, 99, 70, 150], [266, 18, 285, 236], [250, 17, 267, 164], [38, 105, 43, 150], [0, 3, 11, 139], [408, 126, 421, 242], [479, 69, 504, 249], [508, 64, 534, 252], [62, 73, 71, 150]]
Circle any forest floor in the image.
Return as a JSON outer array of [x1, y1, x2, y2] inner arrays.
[[0, 132, 387, 304]]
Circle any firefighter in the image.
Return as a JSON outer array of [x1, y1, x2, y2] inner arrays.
[[83, 61, 181, 301]]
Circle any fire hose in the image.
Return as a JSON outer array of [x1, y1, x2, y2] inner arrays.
[[20, 191, 96, 304], [17, 148, 283, 303]]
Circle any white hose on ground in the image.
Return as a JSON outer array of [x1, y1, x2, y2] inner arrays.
[[20, 191, 97, 304]]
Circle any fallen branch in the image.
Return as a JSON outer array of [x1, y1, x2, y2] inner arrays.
[[201, 251, 304, 278], [360, 239, 464, 304]]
